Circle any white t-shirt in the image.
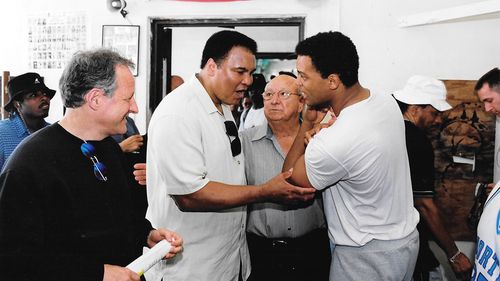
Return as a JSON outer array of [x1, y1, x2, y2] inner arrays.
[[472, 183, 500, 280], [305, 91, 419, 247], [146, 74, 249, 281]]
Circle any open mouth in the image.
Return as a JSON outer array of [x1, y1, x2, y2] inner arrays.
[[235, 90, 246, 98]]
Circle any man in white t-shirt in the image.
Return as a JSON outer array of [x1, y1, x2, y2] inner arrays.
[[283, 31, 420, 280], [471, 67, 500, 281], [146, 30, 316, 281]]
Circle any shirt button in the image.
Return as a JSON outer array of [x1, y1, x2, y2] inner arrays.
[[237, 160, 241, 165]]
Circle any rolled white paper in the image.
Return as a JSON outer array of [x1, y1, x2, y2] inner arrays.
[[126, 239, 172, 276]]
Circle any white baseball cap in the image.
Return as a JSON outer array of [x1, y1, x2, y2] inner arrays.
[[393, 75, 452, 112]]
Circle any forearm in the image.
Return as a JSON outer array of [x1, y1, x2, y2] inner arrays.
[[173, 181, 265, 211], [282, 121, 314, 172], [417, 202, 458, 257]]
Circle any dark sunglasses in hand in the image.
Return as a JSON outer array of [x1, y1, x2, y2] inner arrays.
[[224, 121, 241, 157], [80, 142, 108, 182]]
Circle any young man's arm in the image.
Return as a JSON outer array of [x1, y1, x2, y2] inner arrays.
[[283, 106, 333, 189], [282, 121, 315, 189]]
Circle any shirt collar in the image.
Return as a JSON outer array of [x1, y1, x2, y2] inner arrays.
[[251, 124, 286, 158], [250, 124, 272, 142], [11, 114, 30, 138], [11, 113, 49, 138], [191, 74, 224, 116]]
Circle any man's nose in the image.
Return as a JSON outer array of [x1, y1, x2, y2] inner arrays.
[[243, 74, 253, 86], [434, 115, 442, 125], [485, 103, 493, 113], [130, 97, 139, 113]]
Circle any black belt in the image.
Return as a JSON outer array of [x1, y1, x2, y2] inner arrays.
[[247, 228, 327, 251]]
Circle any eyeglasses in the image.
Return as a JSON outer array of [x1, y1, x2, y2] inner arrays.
[[80, 141, 108, 181], [262, 91, 301, 100], [224, 121, 241, 157]]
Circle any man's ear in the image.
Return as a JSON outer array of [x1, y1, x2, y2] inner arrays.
[[84, 88, 103, 111], [205, 58, 218, 76], [406, 105, 420, 116], [13, 100, 22, 110], [327, 74, 341, 90]]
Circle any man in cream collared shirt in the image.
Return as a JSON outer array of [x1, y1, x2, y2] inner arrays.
[[146, 30, 316, 281]]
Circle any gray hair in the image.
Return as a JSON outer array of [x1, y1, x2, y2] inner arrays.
[[59, 48, 135, 108]]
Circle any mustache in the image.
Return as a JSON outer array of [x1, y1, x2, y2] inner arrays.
[[39, 101, 50, 109]]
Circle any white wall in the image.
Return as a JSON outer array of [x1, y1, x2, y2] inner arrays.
[[0, 0, 338, 132], [1, 0, 498, 127], [338, 0, 500, 92]]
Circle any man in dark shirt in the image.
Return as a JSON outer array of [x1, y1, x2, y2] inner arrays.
[[0, 49, 182, 281], [394, 75, 472, 281]]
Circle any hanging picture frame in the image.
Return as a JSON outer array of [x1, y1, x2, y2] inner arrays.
[[102, 25, 140, 76]]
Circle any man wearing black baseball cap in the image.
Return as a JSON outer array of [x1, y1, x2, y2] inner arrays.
[[0, 72, 55, 170]]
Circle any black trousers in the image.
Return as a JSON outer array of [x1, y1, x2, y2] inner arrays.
[[247, 228, 331, 281]]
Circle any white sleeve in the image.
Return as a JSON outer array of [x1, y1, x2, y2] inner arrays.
[[305, 136, 348, 191], [148, 114, 209, 195]]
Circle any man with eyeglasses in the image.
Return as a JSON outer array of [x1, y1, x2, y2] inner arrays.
[[0, 72, 53, 170], [146, 30, 316, 281], [283, 31, 419, 280], [242, 73, 331, 281], [0, 49, 183, 281]]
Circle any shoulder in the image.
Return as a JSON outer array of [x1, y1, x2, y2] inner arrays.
[[0, 119, 14, 139], [241, 124, 265, 138], [0, 118, 16, 132]]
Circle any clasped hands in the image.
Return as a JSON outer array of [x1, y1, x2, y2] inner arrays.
[[302, 104, 336, 145]]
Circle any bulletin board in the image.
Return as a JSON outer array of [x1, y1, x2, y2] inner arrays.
[[429, 80, 495, 241], [27, 11, 87, 70]]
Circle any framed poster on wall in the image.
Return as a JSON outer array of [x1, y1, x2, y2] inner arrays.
[[102, 25, 140, 76]]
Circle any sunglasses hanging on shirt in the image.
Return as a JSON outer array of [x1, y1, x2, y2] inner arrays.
[[80, 141, 108, 181], [224, 121, 241, 157]]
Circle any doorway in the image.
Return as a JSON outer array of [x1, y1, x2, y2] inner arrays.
[[149, 17, 305, 114]]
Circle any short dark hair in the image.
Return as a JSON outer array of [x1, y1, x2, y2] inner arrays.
[[475, 67, 500, 91], [200, 30, 257, 69], [295, 31, 359, 87], [59, 48, 134, 108], [278, 71, 297, 79]]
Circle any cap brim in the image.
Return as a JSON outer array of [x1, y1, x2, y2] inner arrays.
[[393, 89, 452, 111], [4, 86, 56, 112], [430, 100, 452, 111], [3, 100, 14, 112]]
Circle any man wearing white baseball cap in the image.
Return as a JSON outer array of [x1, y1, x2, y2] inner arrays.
[[394, 75, 452, 112], [394, 75, 472, 281]]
